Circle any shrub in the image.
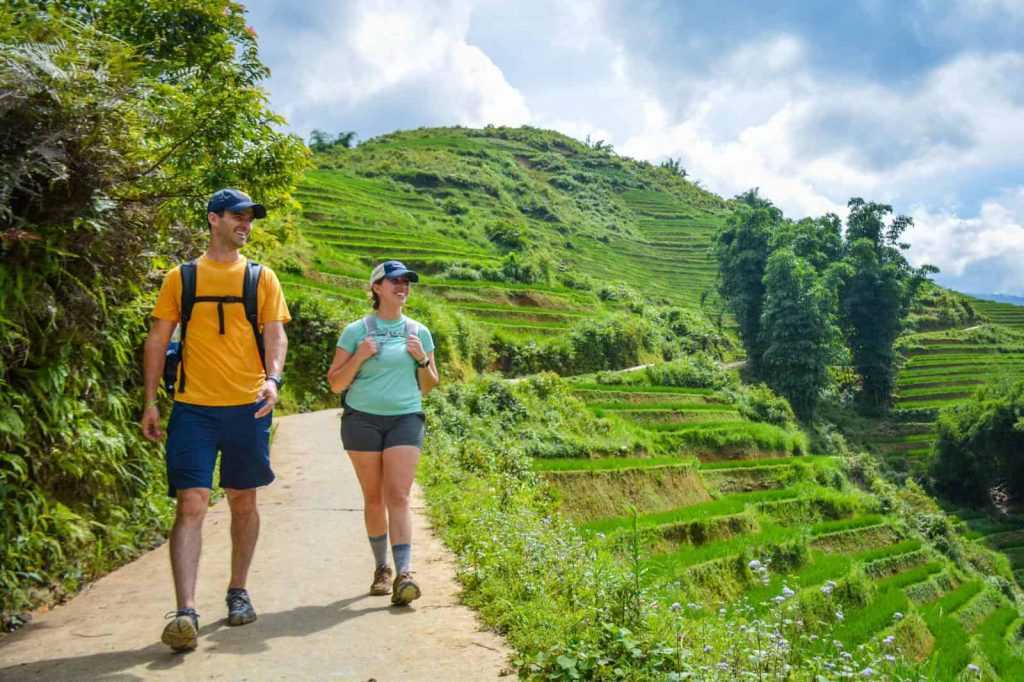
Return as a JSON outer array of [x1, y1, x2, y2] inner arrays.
[[440, 265, 482, 281], [484, 221, 524, 249], [282, 293, 350, 412], [441, 197, 469, 215], [569, 316, 653, 374], [930, 379, 1024, 507], [653, 307, 732, 358], [643, 354, 735, 389], [726, 383, 797, 427]]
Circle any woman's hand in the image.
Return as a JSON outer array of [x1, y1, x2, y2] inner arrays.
[[354, 335, 378, 361], [406, 334, 427, 364]]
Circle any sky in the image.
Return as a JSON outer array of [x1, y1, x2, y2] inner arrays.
[[244, 0, 1024, 296]]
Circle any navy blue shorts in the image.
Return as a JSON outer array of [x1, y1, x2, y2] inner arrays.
[[165, 401, 274, 497]]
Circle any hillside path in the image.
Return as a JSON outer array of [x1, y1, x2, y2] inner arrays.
[[0, 409, 510, 681]]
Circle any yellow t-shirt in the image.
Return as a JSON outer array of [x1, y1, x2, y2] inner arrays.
[[152, 255, 291, 406]]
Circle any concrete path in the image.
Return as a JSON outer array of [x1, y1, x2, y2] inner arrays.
[[0, 409, 510, 681]]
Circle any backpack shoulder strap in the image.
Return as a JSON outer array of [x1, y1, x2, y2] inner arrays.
[[176, 260, 199, 392], [363, 315, 378, 334], [243, 260, 266, 373], [403, 318, 420, 337], [180, 260, 198, 323]]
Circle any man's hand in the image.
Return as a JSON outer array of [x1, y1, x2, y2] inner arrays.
[[355, 335, 378, 361], [141, 405, 164, 441], [406, 334, 427, 364], [254, 380, 279, 419]]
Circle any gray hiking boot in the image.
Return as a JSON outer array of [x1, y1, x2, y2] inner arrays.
[[161, 608, 199, 652], [226, 588, 257, 626], [370, 565, 394, 596], [391, 571, 421, 606]]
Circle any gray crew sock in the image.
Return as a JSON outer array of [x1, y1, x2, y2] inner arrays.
[[391, 543, 412, 574], [368, 534, 389, 569]]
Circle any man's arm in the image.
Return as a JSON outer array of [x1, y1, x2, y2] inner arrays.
[[255, 321, 287, 418], [140, 318, 177, 441]]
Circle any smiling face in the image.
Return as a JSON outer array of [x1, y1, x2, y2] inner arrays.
[[372, 276, 411, 309], [208, 208, 255, 249]]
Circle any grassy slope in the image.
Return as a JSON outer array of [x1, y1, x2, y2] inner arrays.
[[288, 126, 729, 336], [282, 126, 1024, 678]]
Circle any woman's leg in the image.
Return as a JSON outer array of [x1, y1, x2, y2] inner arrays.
[[346, 451, 386, 538], [381, 446, 420, 547]]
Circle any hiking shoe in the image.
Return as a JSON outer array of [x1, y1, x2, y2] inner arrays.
[[161, 608, 199, 652], [391, 571, 421, 606], [226, 588, 257, 626], [370, 565, 393, 596]]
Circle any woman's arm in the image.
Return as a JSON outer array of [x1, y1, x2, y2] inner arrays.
[[416, 351, 439, 396], [327, 336, 377, 393]]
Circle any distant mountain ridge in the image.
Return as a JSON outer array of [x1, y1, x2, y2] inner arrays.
[[967, 292, 1024, 307]]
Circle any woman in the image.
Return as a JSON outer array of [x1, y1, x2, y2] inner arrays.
[[327, 260, 440, 605]]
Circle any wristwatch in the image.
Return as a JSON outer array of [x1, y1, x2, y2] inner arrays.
[[267, 374, 285, 389], [416, 357, 431, 368]]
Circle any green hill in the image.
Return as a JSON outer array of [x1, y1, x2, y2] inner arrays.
[[291, 126, 730, 327]]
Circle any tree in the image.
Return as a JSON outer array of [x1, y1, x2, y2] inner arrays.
[[0, 1, 308, 615], [931, 379, 1024, 507], [308, 129, 357, 152], [334, 131, 358, 149], [759, 249, 840, 419], [838, 199, 936, 412], [713, 194, 782, 375], [659, 157, 687, 177]]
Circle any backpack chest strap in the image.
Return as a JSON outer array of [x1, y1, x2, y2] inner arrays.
[[193, 295, 245, 335]]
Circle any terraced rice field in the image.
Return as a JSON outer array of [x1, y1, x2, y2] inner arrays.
[[970, 298, 1024, 330], [860, 325, 1024, 476], [293, 168, 602, 334], [857, 320, 1024, 614], [291, 164, 728, 344], [535, 378, 1024, 677]]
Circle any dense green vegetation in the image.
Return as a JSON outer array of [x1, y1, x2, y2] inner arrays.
[[714, 194, 933, 418], [931, 379, 1024, 507], [0, 1, 308, 623], [421, 365, 1024, 679]]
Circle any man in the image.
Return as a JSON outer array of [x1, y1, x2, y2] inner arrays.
[[140, 188, 290, 652]]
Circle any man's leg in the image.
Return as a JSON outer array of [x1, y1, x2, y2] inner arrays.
[[162, 402, 217, 650], [226, 488, 259, 590], [170, 487, 211, 610]]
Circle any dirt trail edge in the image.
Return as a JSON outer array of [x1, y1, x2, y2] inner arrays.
[[0, 409, 510, 681]]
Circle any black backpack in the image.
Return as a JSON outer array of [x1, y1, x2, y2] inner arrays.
[[163, 259, 266, 394]]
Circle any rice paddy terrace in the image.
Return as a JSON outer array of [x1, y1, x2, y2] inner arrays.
[[536, 372, 1024, 678], [856, 303, 1024, 611], [286, 127, 729, 342], [867, 324, 1024, 477]]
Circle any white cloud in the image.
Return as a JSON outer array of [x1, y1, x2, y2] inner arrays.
[[252, 0, 528, 134], [907, 187, 1024, 279]]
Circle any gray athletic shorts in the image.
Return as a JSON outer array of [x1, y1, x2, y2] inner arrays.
[[340, 406, 425, 452]]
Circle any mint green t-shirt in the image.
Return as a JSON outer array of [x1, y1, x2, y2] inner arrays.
[[337, 315, 435, 416]]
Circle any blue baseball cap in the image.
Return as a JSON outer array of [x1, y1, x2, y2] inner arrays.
[[370, 260, 419, 286], [206, 188, 267, 219]]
